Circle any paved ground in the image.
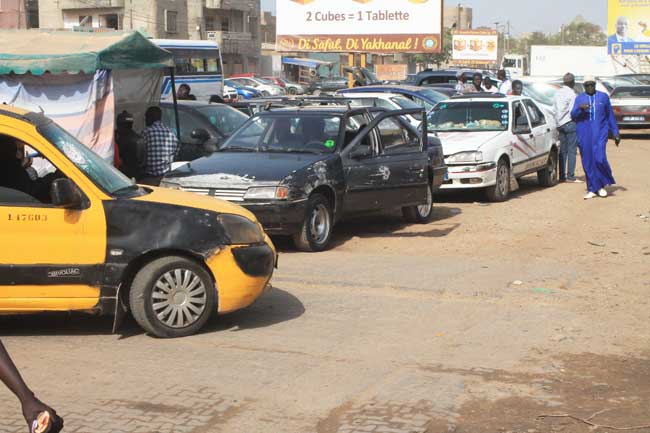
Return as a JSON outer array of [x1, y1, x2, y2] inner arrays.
[[1, 136, 650, 433]]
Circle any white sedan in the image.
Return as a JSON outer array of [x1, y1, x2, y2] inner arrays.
[[429, 94, 560, 201]]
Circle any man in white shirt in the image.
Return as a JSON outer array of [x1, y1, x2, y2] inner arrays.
[[454, 71, 467, 94], [553, 73, 582, 183], [482, 77, 499, 93], [497, 70, 512, 94]]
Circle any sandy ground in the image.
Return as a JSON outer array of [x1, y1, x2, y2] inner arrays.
[[0, 136, 649, 433]]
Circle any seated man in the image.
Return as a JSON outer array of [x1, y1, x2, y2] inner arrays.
[[0, 136, 59, 202]]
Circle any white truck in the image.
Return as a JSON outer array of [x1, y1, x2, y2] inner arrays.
[[529, 45, 634, 77]]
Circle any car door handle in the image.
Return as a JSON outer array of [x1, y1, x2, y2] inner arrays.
[[546, 128, 551, 132], [529, 134, 534, 139]]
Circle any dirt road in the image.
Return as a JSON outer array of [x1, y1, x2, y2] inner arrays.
[[1, 137, 649, 433]]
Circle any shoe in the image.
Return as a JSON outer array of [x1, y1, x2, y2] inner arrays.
[[567, 178, 584, 183], [584, 192, 597, 200], [598, 188, 608, 198]]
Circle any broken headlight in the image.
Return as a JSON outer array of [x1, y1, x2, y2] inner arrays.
[[217, 214, 265, 244]]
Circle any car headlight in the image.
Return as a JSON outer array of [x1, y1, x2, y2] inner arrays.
[[217, 214, 265, 244], [244, 186, 289, 200], [446, 151, 483, 164]]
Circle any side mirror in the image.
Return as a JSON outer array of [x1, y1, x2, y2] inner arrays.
[[50, 178, 83, 209], [349, 146, 373, 159], [191, 128, 210, 142]]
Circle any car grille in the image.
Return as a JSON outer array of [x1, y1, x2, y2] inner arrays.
[[181, 187, 247, 202]]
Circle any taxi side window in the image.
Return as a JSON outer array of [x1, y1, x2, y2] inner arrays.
[[0, 133, 66, 206], [524, 100, 546, 128], [512, 102, 530, 131], [377, 117, 420, 155]]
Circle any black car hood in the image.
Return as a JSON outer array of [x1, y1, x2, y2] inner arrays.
[[164, 152, 334, 187]]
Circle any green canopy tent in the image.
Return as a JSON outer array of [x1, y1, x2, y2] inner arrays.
[[0, 30, 180, 161]]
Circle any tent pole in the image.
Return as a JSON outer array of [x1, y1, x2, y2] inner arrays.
[[169, 67, 181, 141]]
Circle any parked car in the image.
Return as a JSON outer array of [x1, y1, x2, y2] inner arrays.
[[228, 77, 285, 96], [0, 105, 276, 338], [428, 93, 560, 201], [264, 76, 307, 95], [338, 85, 448, 111], [405, 69, 498, 87], [161, 106, 447, 252], [610, 85, 650, 128], [160, 101, 249, 162], [615, 73, 650, 85], [221, 85, 239, 103], [224, 79, 262, 100], [308, 67, 380, 95], [598, 75, 644, 94]]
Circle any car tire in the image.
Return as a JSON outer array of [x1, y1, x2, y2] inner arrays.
[[402, 183, 434, 223], [129, 256, 216, 338], [292, 193, 334, 252], [485, 158, 510, 202], [261, 91, 271, 97], [288, 87, 297, 95], [537, 148, 559, 187], [312, 89, 322, 96]]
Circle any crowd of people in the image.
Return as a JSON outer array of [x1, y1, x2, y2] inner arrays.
[[454, 70, 523, 97]]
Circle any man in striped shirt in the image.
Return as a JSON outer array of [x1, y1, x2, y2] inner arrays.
[[141, 106, 179, 186]]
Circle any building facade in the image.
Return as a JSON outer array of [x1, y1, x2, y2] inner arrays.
[[443, 4, 473, 30], [0, 0, 37, 29], [187, 0, 261, 75], [38, 0, 189, 39]]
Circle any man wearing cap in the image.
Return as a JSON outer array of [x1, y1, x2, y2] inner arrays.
[[571, 76, 621, 199], [454, 72, 467, 94], [553, 73, 581, 183]]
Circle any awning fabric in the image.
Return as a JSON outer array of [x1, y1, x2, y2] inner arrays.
[[282, 57, 333, 69], [0, 30, 173, 75]]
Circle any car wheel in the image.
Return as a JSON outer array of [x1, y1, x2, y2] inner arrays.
[[537, 148, 559, 187], [485, 158, 510, 202], [288, 87, 297, 95], [292, 193, 334, 252], [261, 90, 271, 97], [402, 183, 434, 223], [129, 256, 216, 338], [312, 89, 322, 96]]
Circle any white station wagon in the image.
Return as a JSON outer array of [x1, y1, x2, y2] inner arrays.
[[428, 94, 560, 201]]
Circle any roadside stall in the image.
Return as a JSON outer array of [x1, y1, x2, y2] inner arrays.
[[281, 56, 335, 84], [0, 30, 174, 162]]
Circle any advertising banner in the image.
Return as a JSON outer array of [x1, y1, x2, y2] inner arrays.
[[276, 0, 443, 54], [452, 30, 498, 63], [608, 0, 650, 55]]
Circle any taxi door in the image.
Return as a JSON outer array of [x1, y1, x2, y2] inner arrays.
[[0, 124, 107, 312]]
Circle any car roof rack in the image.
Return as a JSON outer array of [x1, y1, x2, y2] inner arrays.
[[450, 92, 508, 99]]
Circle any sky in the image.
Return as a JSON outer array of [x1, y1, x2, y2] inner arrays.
[[260, 0, 609, 36]]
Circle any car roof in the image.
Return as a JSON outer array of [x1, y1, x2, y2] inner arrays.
[[443, 94, 527, 103], [258, 106, 351, 115], [160, 101, 228, 109], [0, 105, 30, 117], [342, 92, 404, 99]]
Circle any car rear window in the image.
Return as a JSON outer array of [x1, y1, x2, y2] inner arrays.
[[611, 87, 650, 98]]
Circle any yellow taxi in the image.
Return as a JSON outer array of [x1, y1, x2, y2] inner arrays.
[[0, 105, 276, 338]]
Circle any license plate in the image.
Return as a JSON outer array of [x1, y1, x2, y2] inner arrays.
[[623, 116, 645, 121]]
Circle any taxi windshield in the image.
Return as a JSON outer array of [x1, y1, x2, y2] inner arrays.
[[221, 115, 341, 154], [39, 121, 136, 195], [429, 101, 509, 132]]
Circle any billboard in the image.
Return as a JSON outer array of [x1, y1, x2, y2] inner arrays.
[[375, 64, 408, 81], [452, 30, 498, 63], [276, 0, 443, 54], [608, 0, 650, 55]]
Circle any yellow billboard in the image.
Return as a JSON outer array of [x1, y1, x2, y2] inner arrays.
[[608, 0, 650, 55]]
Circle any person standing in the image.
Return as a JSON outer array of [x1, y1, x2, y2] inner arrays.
[[553, 73, 581, 183], [571, 76, 621, 199], [0, 340, 63, 432], [454, 72, 467, 94], [115, 111, 144, 180], [141, 106, 180, 186], [497, 70, 512, 94], [468, 73, 483, 93], [482, 77, 498, 94]]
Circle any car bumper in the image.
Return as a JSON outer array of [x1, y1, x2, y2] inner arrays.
[[242, 200, 308, 235], [615, 116, 650, 128], [439, 162, 497, 189], [207, 237, 277, 314]]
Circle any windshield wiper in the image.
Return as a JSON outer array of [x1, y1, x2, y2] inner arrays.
[[220, 146, 257, 152]]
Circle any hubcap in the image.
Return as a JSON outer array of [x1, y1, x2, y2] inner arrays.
[[498, 164, 508, 196], [309, 204, 331, 245], [417, 187, 433, 217], [152, 269, 207, 329]]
